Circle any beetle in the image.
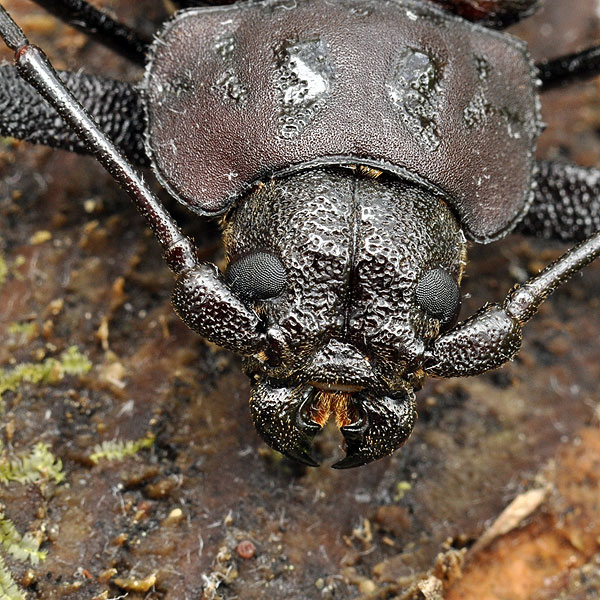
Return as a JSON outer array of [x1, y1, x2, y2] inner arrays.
[[0, 0, 599, 469]]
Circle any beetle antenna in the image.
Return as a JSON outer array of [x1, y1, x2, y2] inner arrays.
[[0, 4, 197, 275]]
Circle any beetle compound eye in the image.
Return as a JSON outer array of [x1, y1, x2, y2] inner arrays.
[[415, 268, 461, 325], [225, 251, 287, 301]]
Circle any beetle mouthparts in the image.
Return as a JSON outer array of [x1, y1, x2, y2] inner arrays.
[[250, 381, 418, 469], [249, 381, 321, 467], [331, 391, 417, 469], [308, 390, 357, 430]]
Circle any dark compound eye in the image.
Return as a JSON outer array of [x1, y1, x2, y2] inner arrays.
[[415, 268, 461, 325], [225, 250, 287, 301]]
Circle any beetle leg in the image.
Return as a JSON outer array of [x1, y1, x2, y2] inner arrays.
[[537, 44, 600, 91], [332, 390, 417, 469], [0, 6, 267, 356], [249, 382, 321, 467], [424, 230, 600, 377], [30, 0, 150, 65], [429, 0, 540, 28], [0, 66, 147, 164], [0, 6, 196, 271], [171, 0, 237, 7], [518, 161, 600, 243]]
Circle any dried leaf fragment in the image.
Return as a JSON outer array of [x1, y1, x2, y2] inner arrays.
[[472, 486, 549, 553]]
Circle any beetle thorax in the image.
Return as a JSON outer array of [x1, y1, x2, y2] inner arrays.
[[223, 166, 466, 393]]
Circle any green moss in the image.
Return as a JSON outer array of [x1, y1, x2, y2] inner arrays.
[[59, 346, 93, 376], [0, 252, 7, 288], [0, 443, 65, 598], [0, 346, 92, 398], [7, 322, 37, 339], [90, 434, 156, 464], [0, 347, 91, 597], [394, 481, 412, 502], [0, 555, 25, 600], [0, 442, 64, 486], [0, 348, 87, 598], [0, 511, 46, 600], [0, 512, 46, 565], [0, 444, 62, 597]]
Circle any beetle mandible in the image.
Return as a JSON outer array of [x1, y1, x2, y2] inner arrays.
[[0, 0, 599, 468]]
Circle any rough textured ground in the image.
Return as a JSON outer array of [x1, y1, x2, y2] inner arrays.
[[0, 1, 599, 599]]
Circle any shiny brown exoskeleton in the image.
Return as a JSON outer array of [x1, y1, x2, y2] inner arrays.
[[1, 0, 599, 467]]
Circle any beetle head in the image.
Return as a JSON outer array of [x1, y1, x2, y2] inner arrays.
[[222, 167, 466, 467]]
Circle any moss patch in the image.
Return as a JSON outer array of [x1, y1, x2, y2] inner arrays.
[[0, 346, 91, 399], [0, 252, 7, 288], [90, 434, 156, 464], [7, 322, 37, 336], [0, 511, 47, 565], [0, 348, 87, 598], [0, 443, 65, 600], [0, 554, 25, 600], [0, 442, 65, 486]]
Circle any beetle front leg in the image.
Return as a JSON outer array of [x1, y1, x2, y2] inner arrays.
[[425, 231, 600, 377], [518, 162, 600, 243], [429, 0, 540, 28], [0, 66, 146, 164], [172, 264, 265, 356], [30, 0, 150, 64]]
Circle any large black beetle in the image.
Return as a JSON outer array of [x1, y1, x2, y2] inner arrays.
[[0, 0, 599, 468]]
